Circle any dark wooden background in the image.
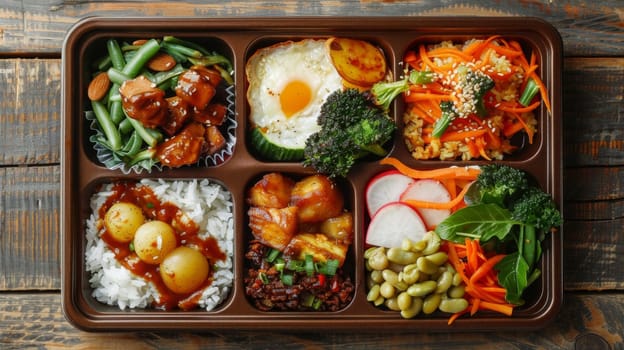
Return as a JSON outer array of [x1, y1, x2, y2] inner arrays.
[[1, 1, 622, 349]]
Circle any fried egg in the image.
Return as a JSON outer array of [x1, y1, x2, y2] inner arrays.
[[246, 39, 344, 151]]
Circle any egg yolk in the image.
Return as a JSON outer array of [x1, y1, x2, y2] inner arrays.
[[280, 80, 312, 117]]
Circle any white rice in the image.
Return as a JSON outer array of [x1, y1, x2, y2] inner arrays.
[[85, 178, 234, 311]]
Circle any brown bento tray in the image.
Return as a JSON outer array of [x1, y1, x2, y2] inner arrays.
[[61, 16, 563, 331]]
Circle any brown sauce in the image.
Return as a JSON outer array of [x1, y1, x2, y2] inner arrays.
[[97, 181, 225, 310]]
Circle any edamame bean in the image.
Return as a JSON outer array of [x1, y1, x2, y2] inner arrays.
[[400, 297, 423, 319], [448, 285, 465, 299], [422, 293, 442, 314], [367, 284, 381, 302], [385, 297, 401, 311], [427, 251, 448, 266], [373, 296, 384, 306], [435, 270, 454, 294], [407, 280, 437, 297], [367, 250, 389, 271], [439, 298, 469, 314], [379, 281, 396, 299], [401, 264, 420, 285], [387, 247, 419, 265], [364, 246, 384, 259], [397, 291, 412, 311], [417, 256, 439, 275], [370, 270, 384, 284], [422, 232, 441, 255], [452, 271, 463, 286]]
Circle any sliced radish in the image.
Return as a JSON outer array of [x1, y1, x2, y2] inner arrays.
[[366, 202, 427, 248], [399, 179, 452, 229], [365, 170, 414, 218]]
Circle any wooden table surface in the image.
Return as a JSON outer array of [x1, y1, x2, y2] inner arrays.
[[1, 1, 622, 349]]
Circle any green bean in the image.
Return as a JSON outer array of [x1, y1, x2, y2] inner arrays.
[[118, 117, 133, 135], [128, 148, 156, 167], [121, 38, 161, 78], [109, 100, 124, 124], [161, 41, 203, 58], [127, 117, 161, 147], [439, 298, 469, 314], [107, 67, 131, 86], [106, 39, 126, 70], [152, 64, 184, 86], [163, 36, 212, 56], [91, 100, 121, 151], [95, 55, 112, 71]]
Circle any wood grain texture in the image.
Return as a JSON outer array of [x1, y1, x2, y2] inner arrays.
[[0, 1, 622, 56], [563, 58, 624, 167], [0, 59, 60, 165], [0, 166, 60, 291], [0, 292, 621, 349]]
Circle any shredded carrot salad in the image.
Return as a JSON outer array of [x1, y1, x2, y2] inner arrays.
[[402, 36, 550, 161]]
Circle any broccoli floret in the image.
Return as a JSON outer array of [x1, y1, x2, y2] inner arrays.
[[463, 70, 495, 117], [303, 89, 396, 178], [432, 101, 457, 138], [371, 70, 434, 111], [511, 186, 562, 272], [467, 164, 529, 207], [512, 186, 562, 232]]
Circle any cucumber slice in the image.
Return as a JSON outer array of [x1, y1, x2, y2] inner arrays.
[[250, 127, 305, 161]]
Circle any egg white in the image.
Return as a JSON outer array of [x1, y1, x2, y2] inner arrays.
[[246, 39, 344, 149]]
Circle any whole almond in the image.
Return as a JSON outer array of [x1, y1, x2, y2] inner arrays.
[[132, 39, 148, 46], [87, 72, 111, 101], [147, 52, 177, 72]]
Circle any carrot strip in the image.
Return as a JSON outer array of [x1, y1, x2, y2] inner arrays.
[[428, 47, 473, 62], [404, 50, 418, 64], [470, 298, 481, 316], [487, 43, 523, 58], [402, 182, 473, 210], [419, 44, 444, 74], [463, 35, 500, 57], [470, 254, 507, 284], [448, 309, 470, 325], [498, 101, 541, 113], [528, 71, 552, 114], [479, 301, 514, 316], [380, 157, 481, 180], [404, 92, 455, 103]]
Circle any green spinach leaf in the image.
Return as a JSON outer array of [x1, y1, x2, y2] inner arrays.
[[435, 203, 520, 243], [495, 252, 529, 305]]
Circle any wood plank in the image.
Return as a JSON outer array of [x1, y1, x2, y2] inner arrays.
[[0, 292, 622, 349], [0, 166, 60, 291], [564, 219, 624, 290], [563, 58, 624, 167], [0, 59, 60, 165], [0, 57, 622, 168], [0, 1, 621, 56]]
